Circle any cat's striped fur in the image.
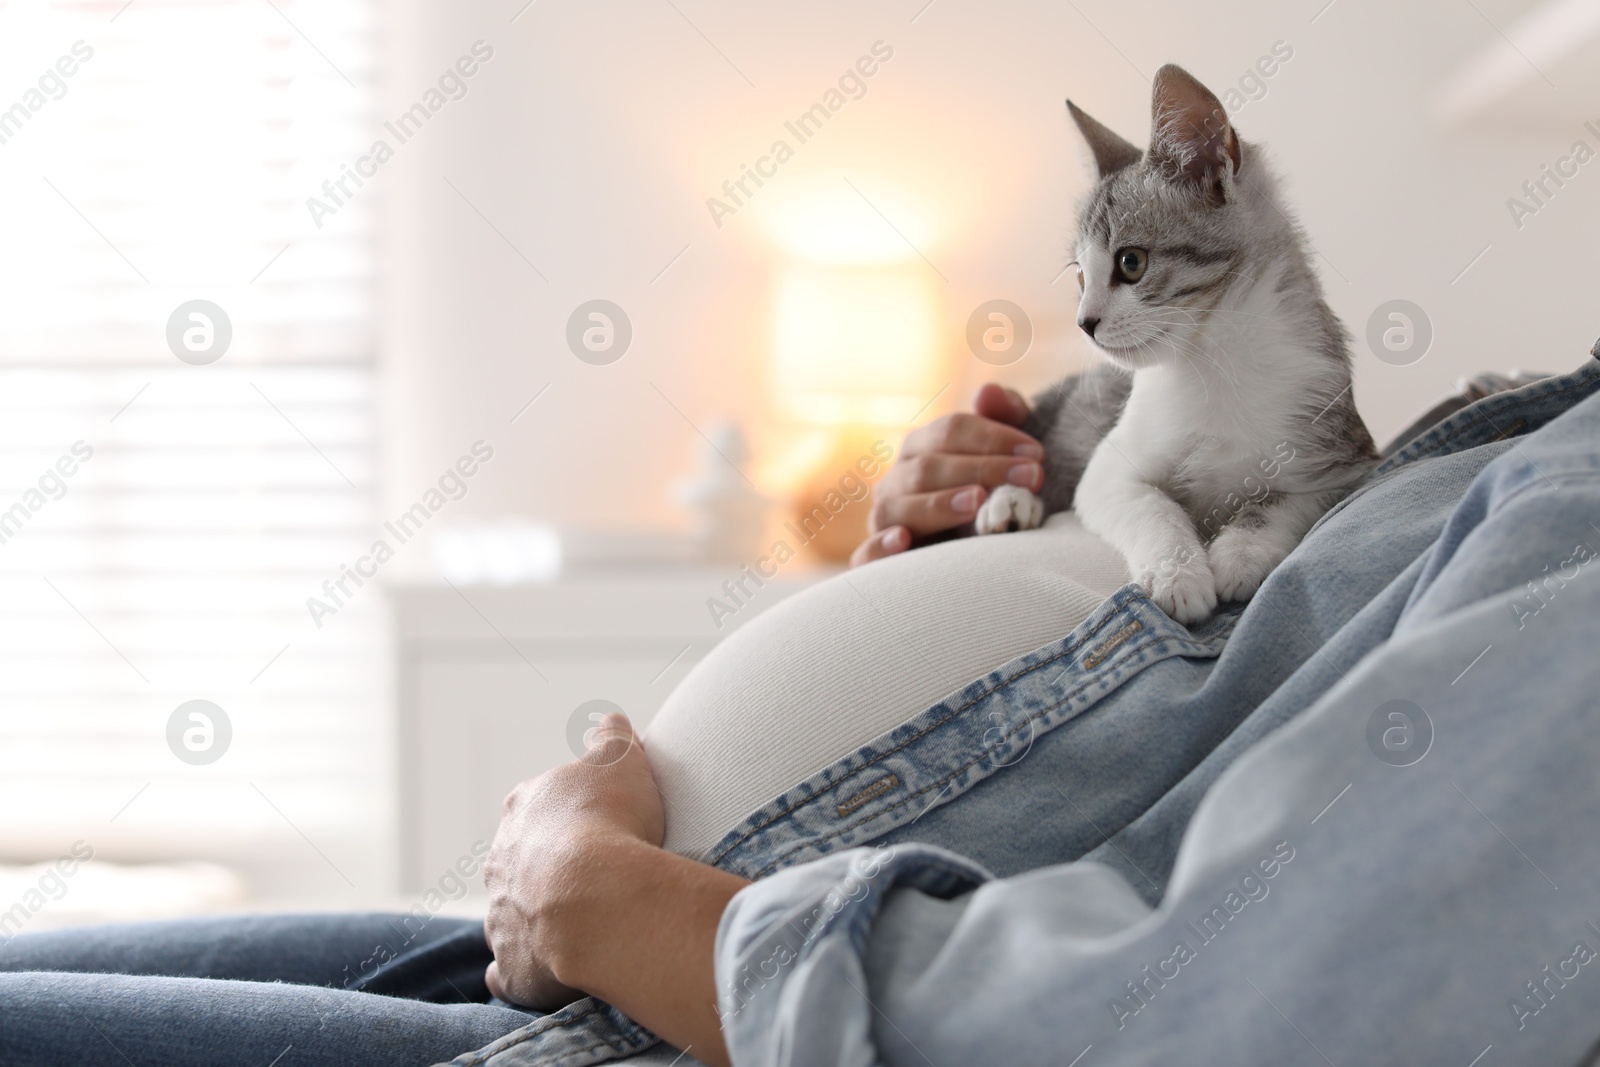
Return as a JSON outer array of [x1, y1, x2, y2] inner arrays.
[[976, 64, 1377, 623]]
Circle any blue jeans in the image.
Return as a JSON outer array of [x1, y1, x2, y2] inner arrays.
[[6, 351, 1600, 1066], [0, 913, 531, 1066]]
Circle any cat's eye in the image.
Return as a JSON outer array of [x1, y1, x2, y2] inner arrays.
[[1072, 263, 1085, 292], [1116, 247, 1149, 283]]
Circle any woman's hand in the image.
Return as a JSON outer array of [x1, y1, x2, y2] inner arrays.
[[482, 714, 749, 1067], [851, 383, 1043, 567], [482, 713, 664, 1008]]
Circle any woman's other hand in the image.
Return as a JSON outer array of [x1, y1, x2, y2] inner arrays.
[[481, 713, 748, 1067], [850, 383, 1042, 567], [482, 713, 664, 1009]]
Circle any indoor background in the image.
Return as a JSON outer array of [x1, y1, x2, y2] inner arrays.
[[0, 0, 1594, 923]]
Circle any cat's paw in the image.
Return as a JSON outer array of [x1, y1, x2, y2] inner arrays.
[[975, 485, 1045, 535], [1210, 526, 1284, 603], [1135, 545, 1217, 624], [1148, 567, 1218, 625]]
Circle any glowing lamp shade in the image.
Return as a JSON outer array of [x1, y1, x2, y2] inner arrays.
[[770, 264, 945, 427]]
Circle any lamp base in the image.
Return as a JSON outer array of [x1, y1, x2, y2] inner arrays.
[[782, 429, 892, 565]]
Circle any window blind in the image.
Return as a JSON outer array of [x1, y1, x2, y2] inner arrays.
[[0, 0, 382, 884]]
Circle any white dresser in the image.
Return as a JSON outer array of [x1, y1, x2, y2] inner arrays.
[[390, 567, 830, 892]]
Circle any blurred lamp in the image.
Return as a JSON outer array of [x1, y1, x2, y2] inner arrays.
[[771, 264, 944, 426], [768, 263, 947, 561]]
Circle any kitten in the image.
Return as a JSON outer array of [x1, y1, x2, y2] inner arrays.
[[976, 64, 1377, 624]]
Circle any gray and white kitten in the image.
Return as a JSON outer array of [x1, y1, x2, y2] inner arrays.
[[976, 64, 1377, 624]]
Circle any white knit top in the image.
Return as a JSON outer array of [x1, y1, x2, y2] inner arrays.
[[645, 513, 1130, 859]]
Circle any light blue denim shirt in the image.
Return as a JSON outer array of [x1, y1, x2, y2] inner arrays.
[[452, 348, 1600, 1066], [714, 350, 1600, 1066]]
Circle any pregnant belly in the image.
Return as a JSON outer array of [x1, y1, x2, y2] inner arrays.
[[644, 514, 1129, 859]]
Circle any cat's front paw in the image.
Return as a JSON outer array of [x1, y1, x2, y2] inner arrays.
[[1148, 567, 1218, 625], [1135, 545, 1217, 624], [975, 485, 1045, 535], [1210, 526, 1285, 603]]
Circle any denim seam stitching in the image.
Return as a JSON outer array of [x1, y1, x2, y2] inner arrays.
[[482, 1032, 656, 1066], [747, 633, 1207, 878], [1380, 374, 1596, 473], [1434, 415, 1527, 453], [708, 599, 1212, 865], [467, 1001, 654, 1062]]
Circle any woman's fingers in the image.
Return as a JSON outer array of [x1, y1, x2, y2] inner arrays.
[[849, 525, 911, 567], [877, 453, 1042, 499], [972, 382, 1031, 427], [900, 412, 1044, 460], [870, 484, 991, 539], [578, 711, 636, 768], [485, 956, 583, 1011], [855, 450, 1044, 561], [849, 386, 1040, 568]]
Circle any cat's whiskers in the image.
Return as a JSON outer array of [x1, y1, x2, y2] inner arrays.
[[1148, 326, 1244, 393], [1140, 307, 1275, 389], [1147, 329, 1271, 433]]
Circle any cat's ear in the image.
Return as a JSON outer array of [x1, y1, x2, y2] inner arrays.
[[1066, 100, 1142, 178], [1147, 64, 1240, 202]]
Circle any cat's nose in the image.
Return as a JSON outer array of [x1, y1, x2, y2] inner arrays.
[[1078, 317, 1100, 339]]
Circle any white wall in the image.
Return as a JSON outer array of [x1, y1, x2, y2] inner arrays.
[[376, 0, 1600, 537]]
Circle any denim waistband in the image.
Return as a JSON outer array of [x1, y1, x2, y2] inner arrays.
[[706, 588, 1231, 879]]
